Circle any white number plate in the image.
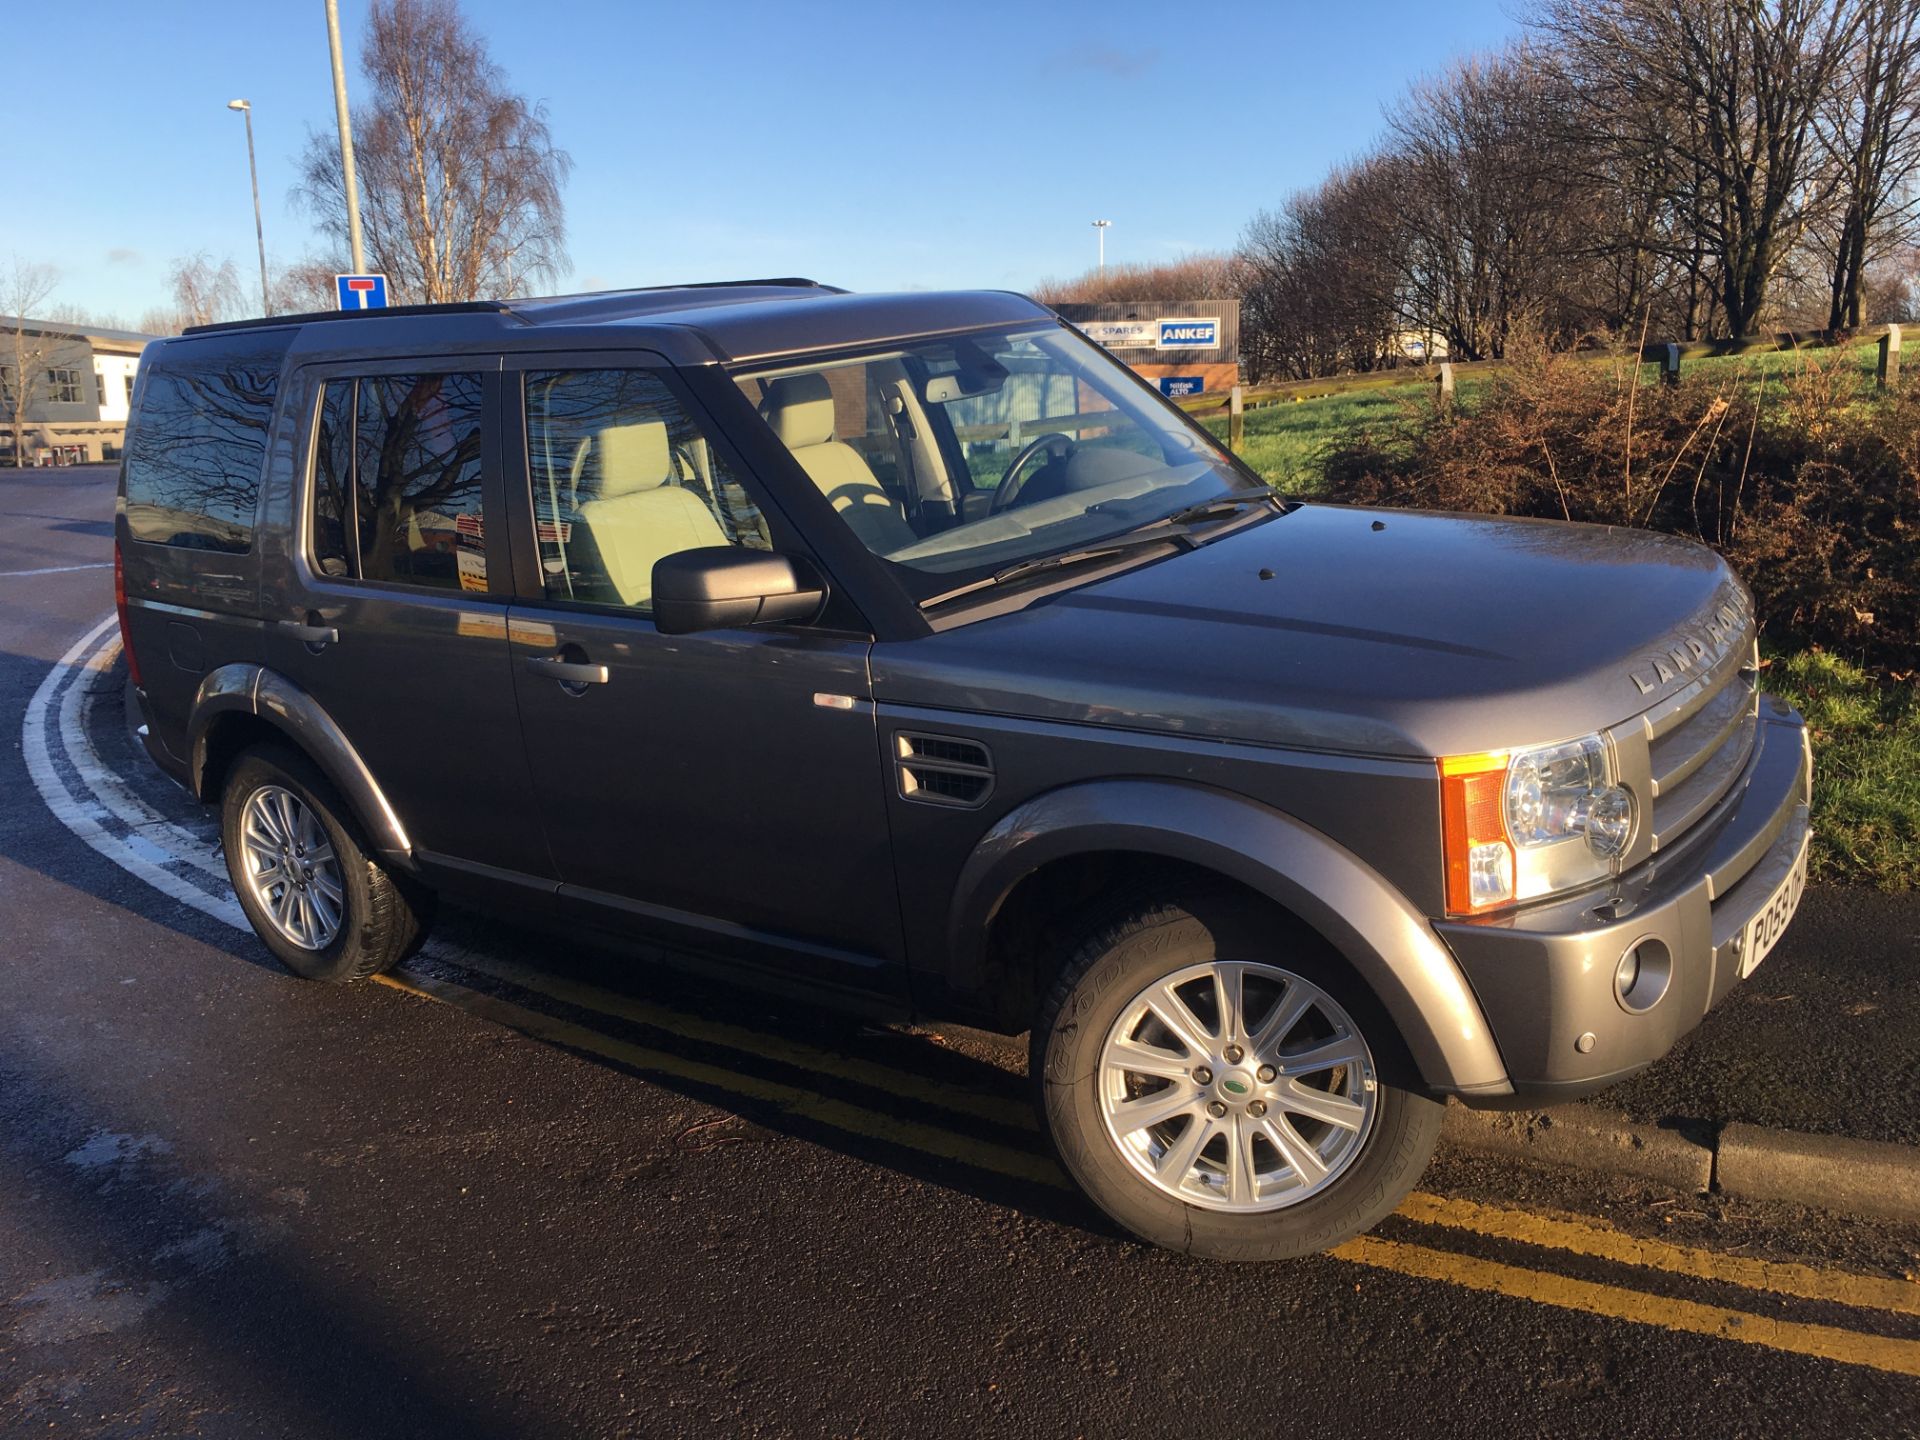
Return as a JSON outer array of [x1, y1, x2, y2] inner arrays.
[[1740, 830, 1810, 978]]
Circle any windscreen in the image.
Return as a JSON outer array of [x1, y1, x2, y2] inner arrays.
[[735, 324, 1248, 598]]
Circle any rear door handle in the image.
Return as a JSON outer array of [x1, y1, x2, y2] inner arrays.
[[280, 620, 339, 645], [524, 655, 609, 686]]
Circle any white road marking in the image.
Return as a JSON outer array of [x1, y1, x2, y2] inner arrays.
[[24, 618, 492, 977], [0, 563, 113, 577], [23, 615, 249, 932], [53, 630, 229, 886]]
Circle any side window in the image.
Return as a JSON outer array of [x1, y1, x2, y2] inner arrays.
[[524, 369, 769, 612], [123, 341, 288, 553], [305, 372, 488, 592], [312, 381, 355, 577]]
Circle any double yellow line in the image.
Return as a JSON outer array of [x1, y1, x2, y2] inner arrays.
[[376, 960, 1920, 1377]]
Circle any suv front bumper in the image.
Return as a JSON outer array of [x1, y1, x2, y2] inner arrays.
[[1433, 695, 1811, 1107]]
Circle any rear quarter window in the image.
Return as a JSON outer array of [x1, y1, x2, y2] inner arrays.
[[122, 337, 291, 553]]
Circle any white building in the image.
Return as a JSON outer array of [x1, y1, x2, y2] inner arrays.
[[1, 316, 161, 464]]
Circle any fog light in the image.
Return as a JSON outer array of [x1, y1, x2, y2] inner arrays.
[[1615, 949, 1640, 995], [1615, 937, 1672, 1014]]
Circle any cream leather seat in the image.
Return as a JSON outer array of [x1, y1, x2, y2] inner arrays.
[[575, 420, 729, 607], [759, 374, 919, 554]]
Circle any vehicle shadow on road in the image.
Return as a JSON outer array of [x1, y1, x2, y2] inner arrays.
[[0, 1043, 541, 1438]]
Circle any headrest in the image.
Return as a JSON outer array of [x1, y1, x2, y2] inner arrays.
[[595, 421, 671, 499], [759, 373, 836, 450]]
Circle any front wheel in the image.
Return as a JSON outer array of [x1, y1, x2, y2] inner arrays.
[[1034, 892, 1442, 1260]]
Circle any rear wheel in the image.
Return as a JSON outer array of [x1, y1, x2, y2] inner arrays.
[[220, 744, 429, 982], [1035, 891, 1442, 1260]]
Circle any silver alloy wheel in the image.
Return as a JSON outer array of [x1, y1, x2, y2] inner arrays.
[[237, 784, 344, 951], [1097, 960, 1378, 1212]]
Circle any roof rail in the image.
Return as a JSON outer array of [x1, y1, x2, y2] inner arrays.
[[177, 279, 845, 339], [181, 299, 516, 338]]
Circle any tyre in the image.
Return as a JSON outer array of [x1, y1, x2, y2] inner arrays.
[[220, 743, 430, 982], [1034, 890, 1442, 1261]]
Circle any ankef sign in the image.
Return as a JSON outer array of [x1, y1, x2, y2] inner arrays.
[[1082, 316, 1222, 352], [1157, 318, 1219, 349]]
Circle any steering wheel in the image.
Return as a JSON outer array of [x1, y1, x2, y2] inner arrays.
[[990, 432, 1075, 514]]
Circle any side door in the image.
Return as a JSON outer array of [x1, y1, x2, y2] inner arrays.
[[262, 357, 555, 892], [501, 355, 904, 992]]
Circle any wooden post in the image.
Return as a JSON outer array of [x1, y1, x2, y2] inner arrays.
[[1435, 363, 1454, 412], [1228, 385, 1244, 453], [1662, 342, 1682, 387], [1880, 325, 1901, 390]]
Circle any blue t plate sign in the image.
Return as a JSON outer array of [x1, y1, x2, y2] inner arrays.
[[335, 274, 389, 310]]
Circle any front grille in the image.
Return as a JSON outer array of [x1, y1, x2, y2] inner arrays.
[[1643, 648, 1760, 852]]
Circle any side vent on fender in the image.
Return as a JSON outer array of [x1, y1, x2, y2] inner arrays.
[[896, 732, 994, 809]]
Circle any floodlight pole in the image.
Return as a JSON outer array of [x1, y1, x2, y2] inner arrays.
[[1092, 219, 1112, 277], [325, 0, 367, 274]]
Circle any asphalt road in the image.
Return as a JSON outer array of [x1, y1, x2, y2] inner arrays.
[[3, 465, 1918, 1438]]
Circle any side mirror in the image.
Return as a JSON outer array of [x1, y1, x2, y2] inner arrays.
[[651, 548, 827, 636]]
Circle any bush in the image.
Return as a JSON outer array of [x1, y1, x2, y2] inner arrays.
[[1319, 337, 1920, 670]]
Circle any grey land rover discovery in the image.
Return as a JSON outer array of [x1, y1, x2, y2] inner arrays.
[[116, 280, 1812, 1259]]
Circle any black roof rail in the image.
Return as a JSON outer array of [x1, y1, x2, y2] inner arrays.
[[530, 276, 842, 296], [177, 278, 845, 339], [180, 300, 516, 338]]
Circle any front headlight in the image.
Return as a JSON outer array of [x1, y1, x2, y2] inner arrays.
[[1439, 734, 1635, 914], [1506, 736, 1633, 858]]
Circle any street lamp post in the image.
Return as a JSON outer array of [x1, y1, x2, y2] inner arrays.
[[324, 0, 367, 276], [1092, 219, 1112, 278], [227, 99, 271, 316]]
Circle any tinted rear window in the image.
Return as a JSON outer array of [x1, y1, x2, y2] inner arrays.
[[123, 338, 290, 553], [309, 372, 489, 591]]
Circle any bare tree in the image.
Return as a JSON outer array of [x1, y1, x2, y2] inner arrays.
[[1239, 156, 1409, 379], [298, 0, 571, 303], [1, 257, 62, 465], [270, 257, 343, 316], [1538, 0, 1865, 336], [1031, 252, 1243, 305], [136, 307, 185, 338], [166, 252, 246, 330], [43, 301, 133, 332], [1812, 0, 1920, 325], [1386, 46, 1590, 359]]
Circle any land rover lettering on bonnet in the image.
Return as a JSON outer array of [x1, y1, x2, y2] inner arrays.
[[116, 279, 1812, 1260]]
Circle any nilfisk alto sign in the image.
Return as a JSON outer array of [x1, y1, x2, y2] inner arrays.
[[1082, 316, 1222, 351]]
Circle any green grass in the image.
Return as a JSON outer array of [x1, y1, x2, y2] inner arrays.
[[1768, 650, 1920, 889], [1201, 384, 1454, 493]]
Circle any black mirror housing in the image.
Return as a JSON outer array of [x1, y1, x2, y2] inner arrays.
[[651, 548, 827, 636]]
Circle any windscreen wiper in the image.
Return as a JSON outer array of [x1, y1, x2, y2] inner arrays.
[[1158, 487, 1283, 527], [919, 526, 1197, 610]]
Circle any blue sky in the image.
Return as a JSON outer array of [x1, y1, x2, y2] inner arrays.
[[5, 1, 1518, 322]]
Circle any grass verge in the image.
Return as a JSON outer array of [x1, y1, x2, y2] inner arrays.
[[1767, 650, 1920, 889]]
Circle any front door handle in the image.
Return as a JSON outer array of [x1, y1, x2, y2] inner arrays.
[[280, 620, 339, 646], [524, 655, 609, 686]]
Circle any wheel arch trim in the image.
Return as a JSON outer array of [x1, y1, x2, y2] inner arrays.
[[947, 779, 1512, 1097], [187, 663, 415, 869]]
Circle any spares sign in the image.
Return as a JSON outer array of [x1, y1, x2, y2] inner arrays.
[[1082, 317, 1222, 352]]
